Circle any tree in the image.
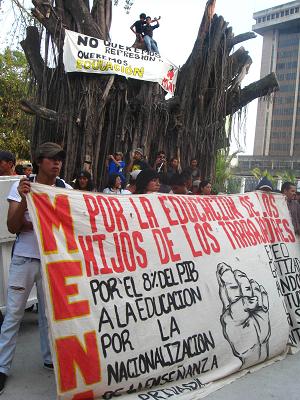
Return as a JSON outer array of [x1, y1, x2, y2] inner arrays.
[[18, 0, 278, 187], [0, 47, 31, 159], [214, 149, 240, 193]]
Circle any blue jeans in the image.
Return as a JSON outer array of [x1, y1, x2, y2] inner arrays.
[[0, 255, 52, 375], [144, 35, 159, 54]]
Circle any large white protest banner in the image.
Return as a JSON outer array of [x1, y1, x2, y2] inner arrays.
[[27, 186, 298, 400], [63, 29, 178, 95]]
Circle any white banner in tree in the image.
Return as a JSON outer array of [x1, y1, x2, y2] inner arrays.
[[27, 186, 299, 400], [63, 29, 178, 95]]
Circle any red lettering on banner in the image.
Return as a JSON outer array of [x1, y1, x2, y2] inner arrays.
[[130, 197, 159, 228], [93, 234, 113, 274], [56, 331, 101, 392], [32, 193, 78, 254], [158, 197, 178, 226], [72, 391, 94, 400], [47, 261, 90, 320], [239, 195, 260, 217], [83, 194, 128, 234], [83, 195, 99, 233], [133, 231, 148, 268], [78, 235, 100, 276], [282, 219, 296, 242], [140, 197, 159, 228], [152, 228, 180, 263], [107, 197, 128, 231]]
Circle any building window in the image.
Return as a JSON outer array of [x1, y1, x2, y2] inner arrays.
[[271, 14, 275, 19], [285, 9, 289, 15], [263, 16, 266, 21], [267, 15, 271, 20], [295, 7, 299, 13], [276, 12, 280, 18], [281, 11, 284, 16], [257, 17, 261, 23], [290, 8, 294, 14]]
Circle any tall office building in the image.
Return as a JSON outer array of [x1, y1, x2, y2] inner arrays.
[[238, 1, 300, 175]]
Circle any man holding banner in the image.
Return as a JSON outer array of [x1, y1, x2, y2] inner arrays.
[[0, 142, 71, 395]]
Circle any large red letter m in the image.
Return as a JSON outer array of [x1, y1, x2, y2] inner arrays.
[[32, 193, 78, 254]]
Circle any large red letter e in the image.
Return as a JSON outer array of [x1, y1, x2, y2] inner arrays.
[[47, 261, 90, 320]]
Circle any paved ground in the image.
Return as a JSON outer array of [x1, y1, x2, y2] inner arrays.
[[1, 311, 300, 399]]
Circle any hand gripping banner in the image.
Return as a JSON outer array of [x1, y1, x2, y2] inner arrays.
[[63, 29, 178, 95], [27, 185, 300, 400]]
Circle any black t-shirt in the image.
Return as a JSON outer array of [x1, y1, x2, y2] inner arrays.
[[133, 20, 145, 34], [131, 160, 149, 171], [143, 23, 159, 38]]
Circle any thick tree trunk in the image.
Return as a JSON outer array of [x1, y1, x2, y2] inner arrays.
[[20, 0, 279, 187]]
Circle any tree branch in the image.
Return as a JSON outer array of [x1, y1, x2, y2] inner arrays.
[[32, 0, 65, 49], [91, 0, 112, 39], [20, 99, 59, 121], [20, 26, 45, 84], [63, 0, 103, 38], [228, 32, 256, 50], [226, 72, 279, 115]]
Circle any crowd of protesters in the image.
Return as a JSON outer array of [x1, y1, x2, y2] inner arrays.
[[0, 143, 300, 395]]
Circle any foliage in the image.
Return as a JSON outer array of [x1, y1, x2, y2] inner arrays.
[[276, 170, 296, 184], [214, 150, 240, 193], [251, 167, 276, 185], [0, 47, 31, 159]]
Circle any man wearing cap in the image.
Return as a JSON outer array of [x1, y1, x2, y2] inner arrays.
[[127, 148, 149, 173], [0, 142, 72, 395], [0, 151, 16, 176]]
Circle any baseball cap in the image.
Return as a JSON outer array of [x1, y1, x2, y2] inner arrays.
[[0, 150, 16, 164], [35, 142, 66, 161]]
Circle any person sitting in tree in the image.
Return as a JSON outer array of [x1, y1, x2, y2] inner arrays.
[[130, 13, 147, 43], [142, 16, 160, 54]]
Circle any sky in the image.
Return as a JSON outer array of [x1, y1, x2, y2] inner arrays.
[[0, 0, 293, 154]]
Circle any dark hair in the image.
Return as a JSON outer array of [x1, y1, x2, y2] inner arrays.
[[146, 16, 151, 19], [281, 181, 296, 194], [15, 164, 24, 175], [106, 173, 121, 190], [135, 169, 159, 194], [140, 13, 146, 19], [190, 158, 197, 163], [199, 180, 211, 193], [74, 171, 94, 191], [170, 173, 186, 187]]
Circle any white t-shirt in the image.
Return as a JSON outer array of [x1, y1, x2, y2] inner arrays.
[[7, 179, 72, 259], [103, 188, 132, 195]]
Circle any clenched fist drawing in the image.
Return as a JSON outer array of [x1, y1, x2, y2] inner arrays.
[[217, 263, 271, 367]]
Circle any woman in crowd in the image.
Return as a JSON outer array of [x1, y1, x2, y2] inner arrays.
[[198, 180, 212, 195], [135, 169, 160, 194], [103, 173, 131, 194], [74, 171, 94, 191]]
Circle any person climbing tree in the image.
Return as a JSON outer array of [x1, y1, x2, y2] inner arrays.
[[130, 13, 147, 43], [143, 16, 160, 54]]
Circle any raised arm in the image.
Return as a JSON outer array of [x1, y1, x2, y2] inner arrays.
[[7, 179, 31, 234]]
